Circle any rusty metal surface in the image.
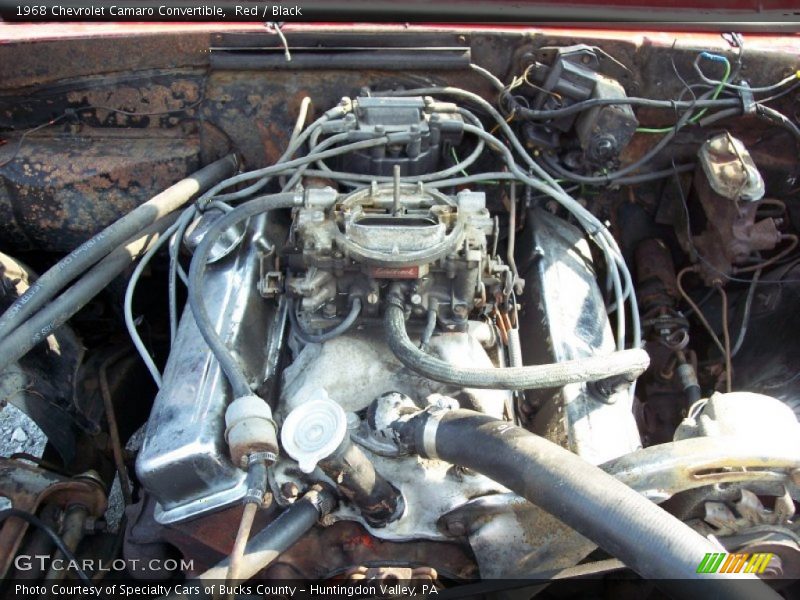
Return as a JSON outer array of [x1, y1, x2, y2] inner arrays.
[[635, 238, 680, 310], [0, 458, 107, 578], [633, 238, 698, 445], [166, 501, 276, 564], [0, 32, 211, 90], [65, 79, 204, 124], [123, 485, 266, 577], [0, 28, 796, 252], [0, 125, 214, 251], [2, 27, 795, 172], [200, 68, 494, 169], [0, 70, 206, 131], [262, 520, 476, 581]]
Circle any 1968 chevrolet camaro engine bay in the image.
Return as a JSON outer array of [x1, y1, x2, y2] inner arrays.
[[0, 22, 799, 598]]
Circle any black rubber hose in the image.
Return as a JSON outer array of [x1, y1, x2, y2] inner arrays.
[[289, 297, 362, 344], [188, 193, 300, 398], [399, 410, 777, 599], [0, 155, 237, 342], [318, 437, 403, 527], [384, 302, 649, 390], [0, 214, 179, 374]]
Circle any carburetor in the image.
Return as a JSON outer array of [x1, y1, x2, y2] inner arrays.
[[269, 177, 505, 330]]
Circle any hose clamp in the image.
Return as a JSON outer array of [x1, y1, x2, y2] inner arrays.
[[305, 486, 337, 516], [243, 487, 268, 505], [421, 409, 445, 459], [246, 451, 278, 467]]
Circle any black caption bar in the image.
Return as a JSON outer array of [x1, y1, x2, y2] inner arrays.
[[2, 0, 800, 23], [3, 1, 250, 20], [6, 1, 301, 21]]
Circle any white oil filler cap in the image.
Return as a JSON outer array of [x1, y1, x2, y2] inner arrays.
[[281, 389, 348, 473]]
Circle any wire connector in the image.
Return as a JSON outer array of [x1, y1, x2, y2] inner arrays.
[[698, 51, 729, 64]]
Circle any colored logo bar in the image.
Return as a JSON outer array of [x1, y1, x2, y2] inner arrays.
[[696, 552, 774, 574]]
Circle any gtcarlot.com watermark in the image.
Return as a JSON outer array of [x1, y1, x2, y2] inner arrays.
[[14, 554, 193, 574]]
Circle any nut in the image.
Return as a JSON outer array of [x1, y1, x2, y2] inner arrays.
[[281, 482, 299, 501]]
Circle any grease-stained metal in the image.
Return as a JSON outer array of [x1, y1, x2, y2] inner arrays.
[[0, 458, 107, 578]]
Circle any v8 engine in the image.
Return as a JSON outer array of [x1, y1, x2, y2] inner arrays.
[[131, 92, 658, 582]]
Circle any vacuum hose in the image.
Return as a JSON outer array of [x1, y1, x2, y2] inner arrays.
[[393, 409, 778, 599], [290, 297, 363, 344], [188, 193, 300, 398], [384, 302, 650, 390]]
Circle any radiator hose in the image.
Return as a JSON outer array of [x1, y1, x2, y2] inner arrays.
[[383, 302, 650, 390], [391, 409, 779, 599]]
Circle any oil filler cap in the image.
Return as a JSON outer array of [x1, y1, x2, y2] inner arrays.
[[281, 390, 348, 473]]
